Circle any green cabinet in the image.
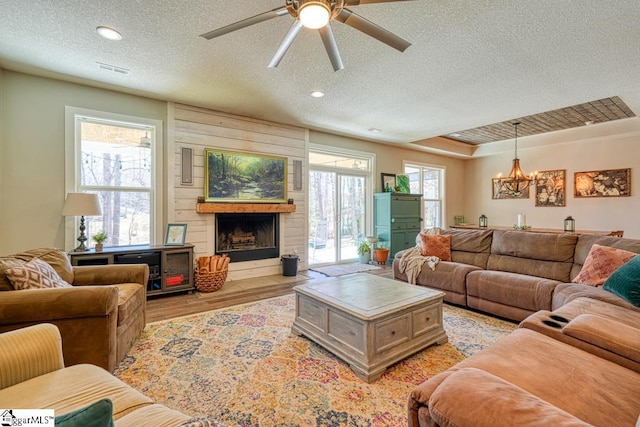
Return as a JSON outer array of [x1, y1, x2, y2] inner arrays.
[[374, 193, 422, 262]]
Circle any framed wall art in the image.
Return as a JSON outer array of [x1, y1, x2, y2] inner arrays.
[[535, 169, 566, 207], [492, 178, 530, 199], [574, 168, 631, 198], [205, 149, 287, 203]]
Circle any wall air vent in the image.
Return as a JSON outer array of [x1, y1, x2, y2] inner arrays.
[[96, 62, 130, 75]]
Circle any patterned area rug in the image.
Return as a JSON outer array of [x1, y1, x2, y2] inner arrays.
[[115, 295, 515, 426], [310, 263, 381, 277]]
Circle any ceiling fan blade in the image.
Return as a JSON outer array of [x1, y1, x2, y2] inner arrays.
[[319, 25, 344, 71], [344, 0, 416, 4], [335, 8, 411, 52], [268, 20, 304, 68], [200, 6, 289, 40]]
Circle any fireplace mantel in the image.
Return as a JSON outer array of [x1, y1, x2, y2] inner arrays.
[[196, 203, 296, 214]]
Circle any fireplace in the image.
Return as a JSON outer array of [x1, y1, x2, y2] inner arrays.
[[215, 213, 279, 262]]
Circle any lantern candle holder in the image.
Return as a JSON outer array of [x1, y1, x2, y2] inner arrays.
[[564, 216, 575, 232]]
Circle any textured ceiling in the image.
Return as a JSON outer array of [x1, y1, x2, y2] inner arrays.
[[1, 0, 640, 155]]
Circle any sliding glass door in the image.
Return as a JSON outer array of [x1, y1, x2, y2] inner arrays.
[[308, 148, 373, 266]]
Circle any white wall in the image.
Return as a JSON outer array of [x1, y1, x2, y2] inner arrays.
[[464, 119, 640, 238]]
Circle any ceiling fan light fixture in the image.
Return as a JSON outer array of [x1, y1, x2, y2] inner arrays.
[[299, 1, 331, 29]]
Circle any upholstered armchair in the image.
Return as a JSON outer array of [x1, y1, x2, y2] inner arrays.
[[0, 248, 148, 372]]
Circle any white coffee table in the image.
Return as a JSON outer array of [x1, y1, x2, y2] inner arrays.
[[291, 273, 447, 382]]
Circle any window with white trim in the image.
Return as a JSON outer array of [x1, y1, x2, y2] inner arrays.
[[66, 108, 162, 248], [404, 164, 444, 228]]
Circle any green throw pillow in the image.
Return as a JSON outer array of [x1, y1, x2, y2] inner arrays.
[[603, 255, 640, 307], [55, 398, 113, 427]]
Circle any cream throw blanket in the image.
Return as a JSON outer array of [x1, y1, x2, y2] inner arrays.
[[398, 245, 440, 284]]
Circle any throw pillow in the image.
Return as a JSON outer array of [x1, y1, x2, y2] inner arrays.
[[573, 244, 637, 286], [55, 398, 113, 427], [418, 233, 451, 261], [0, 258, 27, 291], [603, 255, 640, 307], [4, 258, 72, 290]]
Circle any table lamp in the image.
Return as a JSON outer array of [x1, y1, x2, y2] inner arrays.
[[62, 193, 102, 252]]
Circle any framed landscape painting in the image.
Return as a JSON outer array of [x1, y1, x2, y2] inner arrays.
[[205, 149, 287, 203], [492, 178, 530, 199], [535, 169, 566, 207], [574, 168, 631, 198]]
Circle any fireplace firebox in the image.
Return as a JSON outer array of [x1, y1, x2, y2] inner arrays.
[[215, 213, 279, 262]]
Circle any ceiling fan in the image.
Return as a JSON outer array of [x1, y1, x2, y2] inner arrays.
[[200, 0, 415, 71]]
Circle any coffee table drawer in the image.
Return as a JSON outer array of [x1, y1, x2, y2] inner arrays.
[[375, 314, 410, 352], [298, 295, 326, 331], [328, 309, 365, 352], [412, 305, 440, 337]]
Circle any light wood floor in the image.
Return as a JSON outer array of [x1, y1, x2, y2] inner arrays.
[[146, 266, 392, 323]]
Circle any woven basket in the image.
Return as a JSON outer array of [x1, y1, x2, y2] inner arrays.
[[195, 268, 228, 292]]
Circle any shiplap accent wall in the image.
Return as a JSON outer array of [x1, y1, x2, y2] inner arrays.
[[170, 103, 308, 280]]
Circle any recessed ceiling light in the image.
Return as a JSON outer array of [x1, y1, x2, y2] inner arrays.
[[368, 127, 381, 133], [584, 120, 594, 126], [450, 133, 462, 137], [96, 26, 122, 41], [310, 91, 325, 98]]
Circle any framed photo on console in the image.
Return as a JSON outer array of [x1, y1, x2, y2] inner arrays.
[[164, 223, 187, 246]]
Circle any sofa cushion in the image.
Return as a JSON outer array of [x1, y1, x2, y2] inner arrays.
[[573, 244, 636, 286], [552, 283, 640, 312], [55, 398, 114, 427], [466, 270, 560, 314], [603, 255, 640, 307], [114, 283, 145, 327], [487, 230, 577, 282], [442, 229, 493, 268], [418, 233, 451, 261], [5, 258, 72, 290], [428, 368, 590, 427]]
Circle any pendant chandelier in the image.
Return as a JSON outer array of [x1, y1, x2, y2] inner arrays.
[[498, 122, 536, 193]]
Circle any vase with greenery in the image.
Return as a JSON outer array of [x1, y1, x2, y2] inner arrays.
[[357, 240, 371, 264], [92, 231, 108, 252]]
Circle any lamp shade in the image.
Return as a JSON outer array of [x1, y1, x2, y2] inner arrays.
[[62, 193, 102, 216]]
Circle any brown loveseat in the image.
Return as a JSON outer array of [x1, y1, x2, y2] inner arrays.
[[0, 248, 147, 371], [393, 229, 640, 321]]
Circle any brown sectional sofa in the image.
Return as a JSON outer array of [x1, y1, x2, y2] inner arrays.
[[0, 248, 148, 372], [394, 228, 640, 321], [401, 229, 640, 426]]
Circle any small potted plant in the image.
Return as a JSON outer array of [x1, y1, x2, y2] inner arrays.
[[92, 231, 108, 252], [357, 240, 371, 264], [373, 242, 390, 265]]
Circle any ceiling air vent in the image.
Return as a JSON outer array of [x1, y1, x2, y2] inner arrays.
[[96, 62, 130, 75]]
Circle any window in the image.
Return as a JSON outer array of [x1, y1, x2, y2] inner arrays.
[[404, 163, 444, 228], [66, 108, 162, 248]]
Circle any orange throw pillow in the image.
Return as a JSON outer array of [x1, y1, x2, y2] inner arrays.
[[574, 244, 637, 286], [418, 234, 451, 261]]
